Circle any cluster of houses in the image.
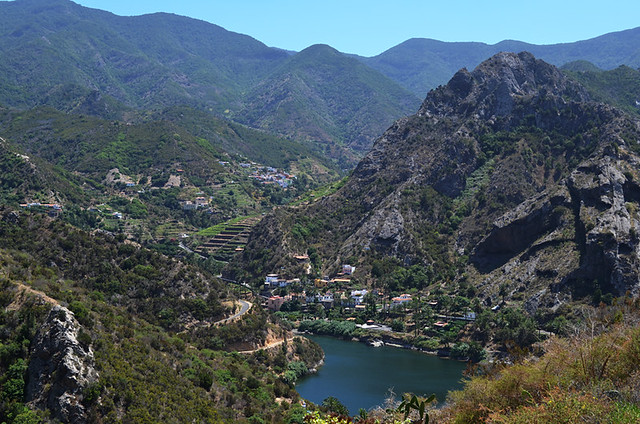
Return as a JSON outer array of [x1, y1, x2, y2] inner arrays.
[[217, 160, 296, 189], [262, 263, 421, 313], [248, 166, 295, 188], [19, 202, 63, 217], [264, 286, 417, 312]]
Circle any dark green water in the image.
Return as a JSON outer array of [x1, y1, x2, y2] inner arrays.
[[295, 335, 467, 415]]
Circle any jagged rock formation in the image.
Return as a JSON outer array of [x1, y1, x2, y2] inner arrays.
[[233, 51, 640, 309], [26, 305, 99, 424]]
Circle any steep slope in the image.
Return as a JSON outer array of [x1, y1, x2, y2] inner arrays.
[[362, 27, 640, 97], [0, 134, 90, 206], [0, 207, 322, 422], [0, 0, 420, 165], [0, 0, 288, 112], [0, 105, 337, 182], [236, 44, 420, 163], [233, 52, 640, 311]]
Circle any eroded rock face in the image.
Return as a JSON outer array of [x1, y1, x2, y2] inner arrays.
[[26, 305, 99, 424], [473, 149, 640, 303], [569, 154, 640, 295]]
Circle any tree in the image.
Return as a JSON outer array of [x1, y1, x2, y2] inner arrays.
[[494, 308, 538, 348], [391, 319, 406, 333], [321, 396, 349, 416], [363, 292, 378, 319]]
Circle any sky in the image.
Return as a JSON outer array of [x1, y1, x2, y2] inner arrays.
[[71, 0, 640, 57]]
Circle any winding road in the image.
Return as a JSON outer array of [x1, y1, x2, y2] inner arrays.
[[214, 299, 252, 325]]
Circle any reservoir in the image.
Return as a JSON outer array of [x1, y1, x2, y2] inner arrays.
[[296, 335, 467, 415]]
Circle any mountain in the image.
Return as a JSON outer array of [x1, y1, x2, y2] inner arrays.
[[362, 27, 640, 97], [231, 52, 640, 312], [0, 105, 337, 181], [0, 0, 419, 163], [0, 0, 288, 112], [235, 44, 420, 162], [0, 135, 90, 205], [0, 104, 340, 244], [3, 0, 639, 164]]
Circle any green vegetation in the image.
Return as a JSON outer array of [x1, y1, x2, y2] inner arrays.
[[564, 64, 640, 116], [291, 177, 348, 206], [298, 320, 357, 339], [236, 44, 419, 160], [197, 216, 253, 237], [436, 301, 640, 423], [397, 393, 436, 424], [0, 206, 326, 422]]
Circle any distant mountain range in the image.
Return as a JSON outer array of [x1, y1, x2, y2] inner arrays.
[[0, 0, 418, 162], [1, 0, 639, 162], [360, 27, 640, 97]]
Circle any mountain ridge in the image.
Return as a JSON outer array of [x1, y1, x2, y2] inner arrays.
[[231, 52, 640, 312], [0, 0, 419, 163], [235, 43, 420, 162], [361, 26, 640, 97]]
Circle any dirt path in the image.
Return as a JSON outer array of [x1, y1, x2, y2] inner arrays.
[[178, 299, 252, 334], [6, 283, 60, 311], [238, 339, 285, 354]]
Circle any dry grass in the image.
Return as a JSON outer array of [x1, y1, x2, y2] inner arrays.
[[430, 300, 640, 423]]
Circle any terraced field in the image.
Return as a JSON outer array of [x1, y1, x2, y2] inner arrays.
[[194, 216, 261, 260]]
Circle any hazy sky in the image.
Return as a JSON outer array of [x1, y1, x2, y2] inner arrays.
[[72, 0, 639, 56]]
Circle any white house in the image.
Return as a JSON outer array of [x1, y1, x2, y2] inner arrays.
[[350, 289, 368, 305], [264, 274, 280, 288], [342, 264, 356, 275], [391, 293, 412, 307]]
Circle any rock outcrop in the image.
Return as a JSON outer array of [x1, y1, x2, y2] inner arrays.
[[233, 51, 640, 309], [26, 305, 99, 424]]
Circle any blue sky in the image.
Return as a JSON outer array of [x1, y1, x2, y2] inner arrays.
[[73, 0, 639, 57]]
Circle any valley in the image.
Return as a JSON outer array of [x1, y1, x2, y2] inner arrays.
[[1, 1, 640, 423]]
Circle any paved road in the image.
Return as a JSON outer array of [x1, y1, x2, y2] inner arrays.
[[215, 299, 251, 325]]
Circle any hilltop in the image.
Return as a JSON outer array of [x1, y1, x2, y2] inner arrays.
[[236, 44, 420, 162]]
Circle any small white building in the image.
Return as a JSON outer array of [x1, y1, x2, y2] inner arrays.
[[264, 274, 280, 288], [181, 201, 197, 211], [350, 289, 368, 305], [342, 264, 356, 275], [391, 293, 412, 307]]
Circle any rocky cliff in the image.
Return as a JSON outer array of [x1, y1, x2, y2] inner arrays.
[[233, 52, 640, 309], [26, 305, 99, 424]]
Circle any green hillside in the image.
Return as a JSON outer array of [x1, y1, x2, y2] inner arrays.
[[0, 207, 322, 423], [237, 44, 420, 163], [0, 0, 288, 112], [563, 63, 640, 116], [0, 105, 336, 180], [0, 0, 418, 164]]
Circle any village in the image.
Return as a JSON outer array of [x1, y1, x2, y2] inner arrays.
[[259, 259, 479, 347]]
